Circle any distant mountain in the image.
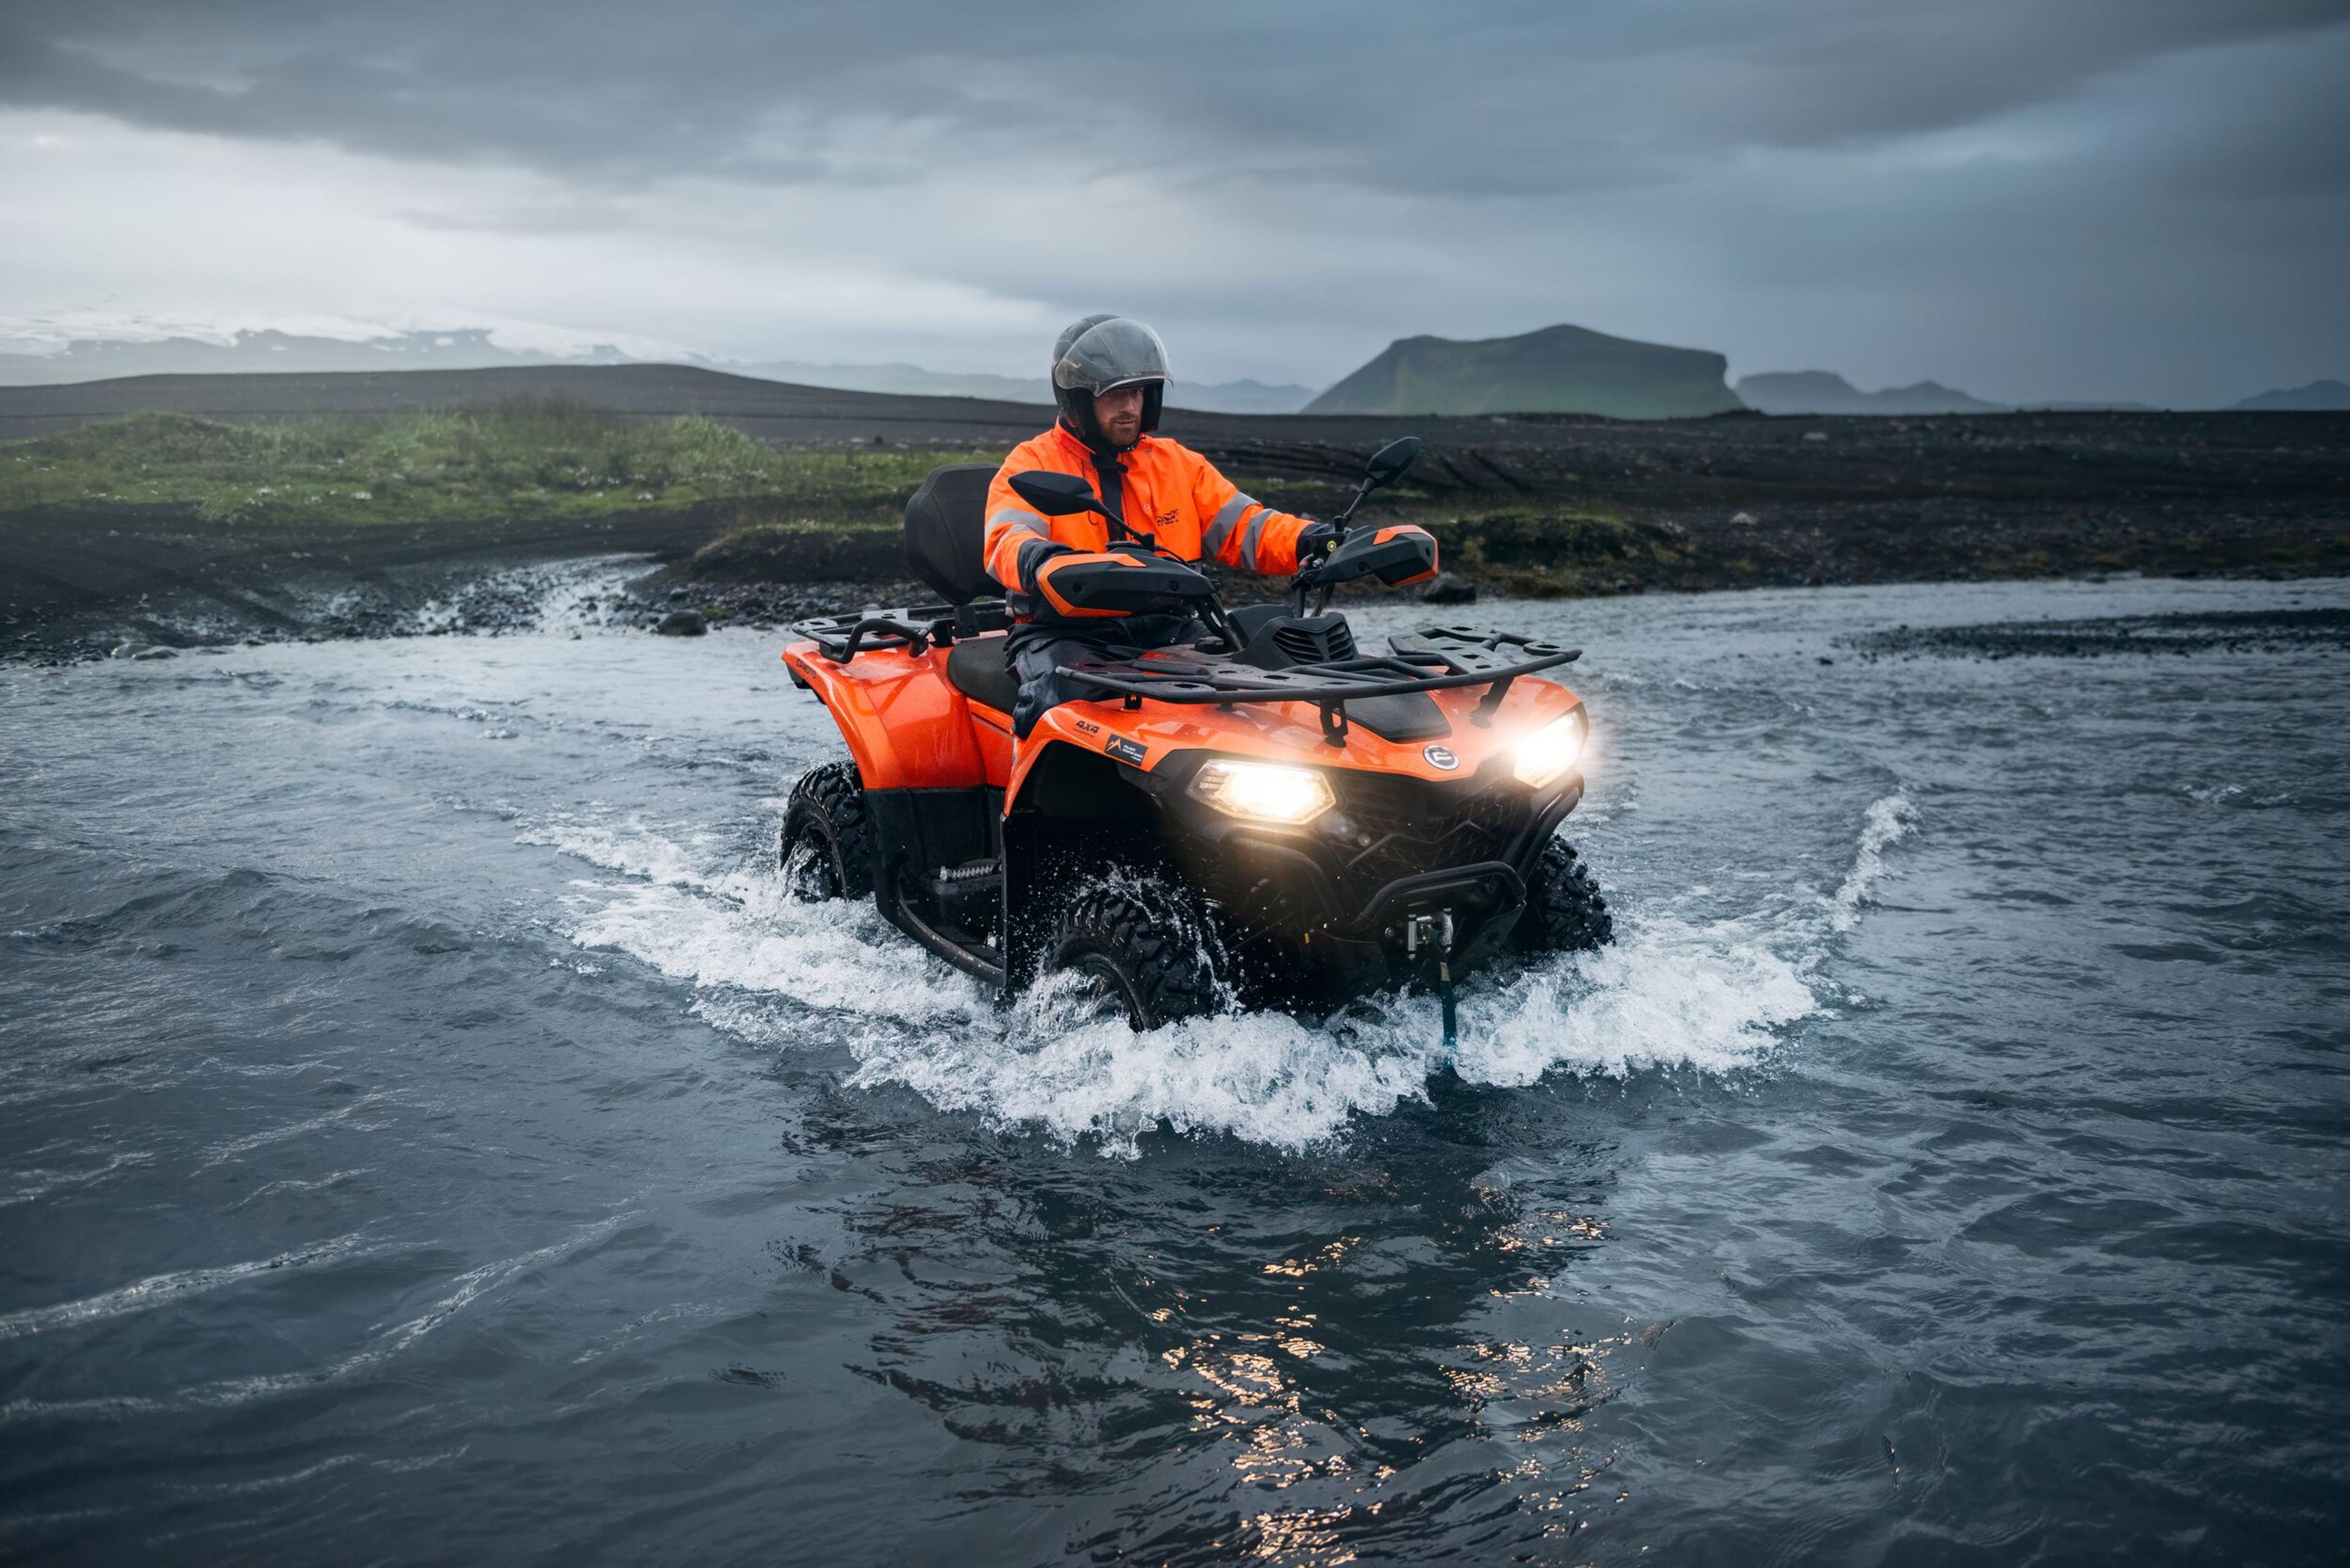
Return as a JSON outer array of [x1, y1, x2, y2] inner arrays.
[[2229, 379, 2350, 412], [0, 327, 1315, 415], [1304, 323, 1744, 419], [1736, 370, 2005, 416], [1165, 379, 1318, 416], [736, 359, 1314, 415], [0, 328, 637, 386]]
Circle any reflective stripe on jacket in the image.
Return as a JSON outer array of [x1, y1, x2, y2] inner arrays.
[[983, 423, 1313, 618]]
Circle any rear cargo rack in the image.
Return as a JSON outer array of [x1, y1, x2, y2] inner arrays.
[[791, 599, 1012, 662]]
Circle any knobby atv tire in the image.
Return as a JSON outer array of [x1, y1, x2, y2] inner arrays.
[[1049, 877, 1227, 1031], [780, 760, 874, 901], [1513, 837, 1614, 953]]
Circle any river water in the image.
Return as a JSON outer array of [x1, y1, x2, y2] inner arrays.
[[3, 575, 2345, 1564]]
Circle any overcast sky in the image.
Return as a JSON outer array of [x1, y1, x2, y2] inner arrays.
[[2, 0, 2346, 403]]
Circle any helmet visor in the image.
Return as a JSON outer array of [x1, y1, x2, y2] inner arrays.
[[1053, 317, 1171, 395]]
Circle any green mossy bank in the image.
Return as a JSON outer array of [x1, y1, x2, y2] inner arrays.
[[0, 401, 997, 533]]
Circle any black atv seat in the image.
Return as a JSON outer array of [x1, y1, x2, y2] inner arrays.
[[905, 463, 1004, 605], [947, 632, 1018, 714]]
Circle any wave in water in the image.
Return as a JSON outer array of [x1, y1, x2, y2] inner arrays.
[[0, 1212, 631, 1428], [0, 1234, 375, 1343], [1828, 791, 1915, 932], [531, 793, 1908, 1152]]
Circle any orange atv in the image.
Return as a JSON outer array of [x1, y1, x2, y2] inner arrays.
[[778, 438, 1611, 1036]]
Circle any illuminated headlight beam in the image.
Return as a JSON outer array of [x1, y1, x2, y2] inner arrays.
[[1188, 758, 1337, 825], [1512, 709, 1588, 789]]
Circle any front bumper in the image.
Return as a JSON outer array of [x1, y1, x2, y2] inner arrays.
[[1133, 749, 1584, 990]]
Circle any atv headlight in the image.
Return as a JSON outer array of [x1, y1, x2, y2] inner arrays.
[[1189, 759, 1335, 826], [1512, 709, 1588, 789]]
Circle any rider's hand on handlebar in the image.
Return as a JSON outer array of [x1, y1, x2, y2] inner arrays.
[[1294, 520, 1341, 572]]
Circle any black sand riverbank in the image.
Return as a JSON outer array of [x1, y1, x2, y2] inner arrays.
[[5, 364, 2345, 662]]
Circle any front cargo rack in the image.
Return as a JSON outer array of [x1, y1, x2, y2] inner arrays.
[[1054, 627, 1580, 747]]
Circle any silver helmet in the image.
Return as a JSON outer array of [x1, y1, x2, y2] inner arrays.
[[1051, 315, 1169, 445]]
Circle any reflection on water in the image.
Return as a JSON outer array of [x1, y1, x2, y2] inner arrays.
[[805, 1098, 1639, 1561], [3, 574, 2348, 1563]]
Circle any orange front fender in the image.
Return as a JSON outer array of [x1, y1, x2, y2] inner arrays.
[[1009, 673, 1584, 801]]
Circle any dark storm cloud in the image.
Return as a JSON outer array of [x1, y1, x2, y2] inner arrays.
[[3, 0, 2345, 194], [6, 1, 2347, 404]]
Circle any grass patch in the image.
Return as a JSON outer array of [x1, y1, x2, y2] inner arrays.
[[0, 401, 1001, 529], [687, 519, 907, 582], [2, 408, 1709, 594], [1422, 509, 1692, 596]]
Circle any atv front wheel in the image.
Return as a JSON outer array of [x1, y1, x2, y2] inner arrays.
[[1048, 876, 1228, 1030], [780, 760, 874, 901], [1513, 837, 1613, 953]]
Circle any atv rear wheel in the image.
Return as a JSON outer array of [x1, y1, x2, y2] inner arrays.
[[1048, 876, 1227, 1031], [1513, 837, 1613, 953], [780, 760, 874, 902]]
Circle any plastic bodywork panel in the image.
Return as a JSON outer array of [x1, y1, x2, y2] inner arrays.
[[783, 639, 1005, 793]]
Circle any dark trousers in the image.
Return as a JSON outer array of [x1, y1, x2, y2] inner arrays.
[[1007, 614, 1205, 739]]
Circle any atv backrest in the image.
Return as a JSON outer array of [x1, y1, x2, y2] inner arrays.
[[905, 463, 1003, 605]]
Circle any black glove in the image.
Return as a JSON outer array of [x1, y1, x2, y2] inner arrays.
[[1294, 520, 1341, 570], [1016, 539, 1073, 596]]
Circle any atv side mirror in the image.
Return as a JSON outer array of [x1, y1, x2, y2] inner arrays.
[[1362, 436, 1422, 489], [1319, 435, 1425, 548], [1009, 471, 1109, 518]]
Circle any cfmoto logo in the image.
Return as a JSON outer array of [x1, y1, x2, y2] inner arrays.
[[1423, 744, 1460, 771]]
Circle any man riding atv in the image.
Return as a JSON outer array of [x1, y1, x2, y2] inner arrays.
[[987, 314, 1440, 737], [777, 323, 1610, 1036]]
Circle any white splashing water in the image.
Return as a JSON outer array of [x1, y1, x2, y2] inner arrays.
[[528, 810, 983, 1026], [1827, 793, 1915, 932], [400, 556, 644, 638], [528, 792, 1909, 1154]]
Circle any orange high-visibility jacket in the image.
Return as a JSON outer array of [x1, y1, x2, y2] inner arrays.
[[985, 423, 1316, 619]]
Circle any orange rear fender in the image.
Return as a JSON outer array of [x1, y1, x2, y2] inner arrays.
[[781, 641, 992, 791]]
